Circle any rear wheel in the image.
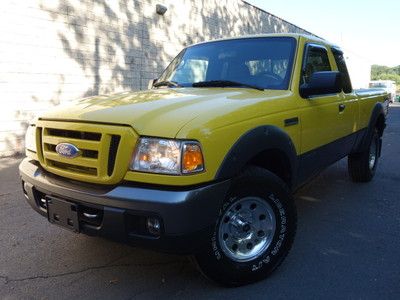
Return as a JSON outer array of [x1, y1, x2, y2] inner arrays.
[[348, 129, 380, 182], [193, 167, 296, 286]]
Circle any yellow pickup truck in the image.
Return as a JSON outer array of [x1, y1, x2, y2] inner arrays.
[[20, 33, 387, 286]]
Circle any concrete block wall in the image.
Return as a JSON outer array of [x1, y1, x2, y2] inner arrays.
[[0, 0, 312, 157]]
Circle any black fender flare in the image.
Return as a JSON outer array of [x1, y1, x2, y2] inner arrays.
[[356, 102, 386, 153], [215, 125, 298, 188]]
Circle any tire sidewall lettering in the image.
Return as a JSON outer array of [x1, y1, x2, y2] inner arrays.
[[212, 191, 289, 272], [251, 193, 287, 271]]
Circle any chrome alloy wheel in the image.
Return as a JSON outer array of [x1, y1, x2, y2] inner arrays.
[[369, 137, 377, 170], [218, 197, 276, 262]]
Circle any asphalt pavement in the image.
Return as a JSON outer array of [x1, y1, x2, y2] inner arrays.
[[1, 105, 399, 299]]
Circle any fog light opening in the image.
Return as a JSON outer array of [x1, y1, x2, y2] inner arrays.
[[22, 182, 29, 199], [147, 217, 161, 236], [40, 198, 47, 208]]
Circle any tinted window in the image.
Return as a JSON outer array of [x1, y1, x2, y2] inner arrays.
[[332, 48, 352, 93], [158, 37, 297, 90], [301, 45, 331, 85], [172, 58, 209, 83]]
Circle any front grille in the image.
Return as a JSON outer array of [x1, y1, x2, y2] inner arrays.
[[36, 120, 137, 184], [107, 135, 121, 176], [47, 128, 101, 141], [47, 160, 98, 176]]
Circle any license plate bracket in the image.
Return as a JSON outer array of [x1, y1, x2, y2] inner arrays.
[[46, 197, 79, 233]]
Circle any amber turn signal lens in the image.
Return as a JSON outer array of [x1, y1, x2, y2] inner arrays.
[[182, 143, 204, 173]]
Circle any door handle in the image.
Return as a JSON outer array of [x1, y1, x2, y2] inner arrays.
[[284, 117, 299, 127], [339, 104, 346, 112]]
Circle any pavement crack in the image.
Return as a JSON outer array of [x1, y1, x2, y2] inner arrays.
[[0, 260, 181, 284], [0, 275, 9, 283]]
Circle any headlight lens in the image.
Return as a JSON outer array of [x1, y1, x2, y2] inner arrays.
[[25, 125, 37, 153], [131, 138, 204, 175]]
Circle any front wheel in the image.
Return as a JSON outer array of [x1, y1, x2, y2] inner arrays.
[[193, 167, 297, 286]]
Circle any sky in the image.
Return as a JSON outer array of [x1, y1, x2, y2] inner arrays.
[[247, 0, 400, 67]]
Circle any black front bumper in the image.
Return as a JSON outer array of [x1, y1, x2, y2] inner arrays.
[[19, 158, 231, 254]]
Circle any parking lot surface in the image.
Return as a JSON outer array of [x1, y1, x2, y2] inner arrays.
[[1, 106, 399, 299]]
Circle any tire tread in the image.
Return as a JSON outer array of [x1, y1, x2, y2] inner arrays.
[[193, 166, 296, 287], [348, 129, 379, 182]]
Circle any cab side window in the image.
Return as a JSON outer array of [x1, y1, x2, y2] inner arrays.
[[332, 48, 352, 93], [301, 45, 331, 85]]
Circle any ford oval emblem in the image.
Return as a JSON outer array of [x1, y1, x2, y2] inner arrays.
[[55, 143, 81, 158]]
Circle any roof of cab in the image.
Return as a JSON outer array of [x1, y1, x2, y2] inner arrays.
[[188, 33, 332, 48]]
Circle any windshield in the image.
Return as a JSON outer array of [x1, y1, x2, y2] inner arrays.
[[157, 37, 297, 90]]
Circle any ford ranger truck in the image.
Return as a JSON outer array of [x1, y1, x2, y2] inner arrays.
[[20, 34, 387, 286]]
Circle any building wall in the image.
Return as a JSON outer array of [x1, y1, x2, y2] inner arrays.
[[0, 0, 312, 157]]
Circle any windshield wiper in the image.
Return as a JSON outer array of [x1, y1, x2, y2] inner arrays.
[[153, 80, 181, 88], [192, 80, 264, 91]]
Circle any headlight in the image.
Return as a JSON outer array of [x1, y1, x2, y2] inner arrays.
[[25, 125, 37, 153], [131, 138, 204, 175]]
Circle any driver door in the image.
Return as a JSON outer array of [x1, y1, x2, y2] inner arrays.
[[297, 44, 345, 180]]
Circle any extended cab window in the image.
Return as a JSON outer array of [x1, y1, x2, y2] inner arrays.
[[332, 48, 352, 93], [301, 45, 331, 85]]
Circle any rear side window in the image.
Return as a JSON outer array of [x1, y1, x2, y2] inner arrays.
[[301, 45, 331, 85], [332, 48, 352, 93]]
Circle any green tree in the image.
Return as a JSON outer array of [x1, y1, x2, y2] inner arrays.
[[371, 65, 400, 91]]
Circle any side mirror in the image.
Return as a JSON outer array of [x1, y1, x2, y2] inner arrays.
[[148, 78, 158, 89], [300, 71, 342, 98]]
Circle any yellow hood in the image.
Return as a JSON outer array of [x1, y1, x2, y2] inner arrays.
[[41, 88, 292, 138]]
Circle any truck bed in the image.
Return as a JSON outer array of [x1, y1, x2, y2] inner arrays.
[[355, 88, 389, 115]]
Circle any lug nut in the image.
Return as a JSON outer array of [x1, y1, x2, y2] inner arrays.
[[243, 224, 251, 232]]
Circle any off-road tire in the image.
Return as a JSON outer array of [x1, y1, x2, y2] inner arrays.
[[193, 166, 297, 286], [348, 129, 380, 182]]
